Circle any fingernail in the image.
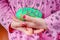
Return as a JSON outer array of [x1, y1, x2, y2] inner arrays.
[[22, 23, 27, 27], [23, 15, 26, 18], [41, 29, 45, 33], [9, 24, 15, 33]]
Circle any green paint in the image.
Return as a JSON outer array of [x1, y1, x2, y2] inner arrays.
[[16, 7, 42, 21]]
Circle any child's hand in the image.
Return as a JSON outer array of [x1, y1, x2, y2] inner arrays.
[[22, 15, 47, 34], [11, 16, 33, 35], [23, 15, 47, 29], [11, 15, 47, 35]]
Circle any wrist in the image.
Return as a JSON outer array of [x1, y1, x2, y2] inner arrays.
[[41, 18, 48, 30]]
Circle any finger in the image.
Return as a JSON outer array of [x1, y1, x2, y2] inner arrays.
[[23, 15, 37, 22], [26, 28, 33, 35], [34, 29, 44, 33], [11, 20, 26, 28], [25, 22, 39, 28]]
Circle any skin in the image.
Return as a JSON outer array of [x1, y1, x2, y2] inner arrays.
[[11, 15, 47, 35]]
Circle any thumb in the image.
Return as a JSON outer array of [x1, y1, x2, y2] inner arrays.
[[34, 29, 44, 33]]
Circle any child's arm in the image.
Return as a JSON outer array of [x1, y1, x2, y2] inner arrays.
[[0, 0, 14, 31], [44, 11, 60, 32]]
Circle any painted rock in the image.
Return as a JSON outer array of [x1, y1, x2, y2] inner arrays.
[[16, 7, 42, 21]]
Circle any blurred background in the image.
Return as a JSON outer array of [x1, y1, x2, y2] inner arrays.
[[0, 24, 9, 40]]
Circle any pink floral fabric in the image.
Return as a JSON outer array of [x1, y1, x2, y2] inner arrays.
[[0, 0, 60, 40]]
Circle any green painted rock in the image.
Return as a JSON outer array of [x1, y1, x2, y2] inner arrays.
[[16, 7, 42, 21]]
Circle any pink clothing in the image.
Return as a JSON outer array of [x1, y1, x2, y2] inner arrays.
[[0, 0, 60, 40]]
